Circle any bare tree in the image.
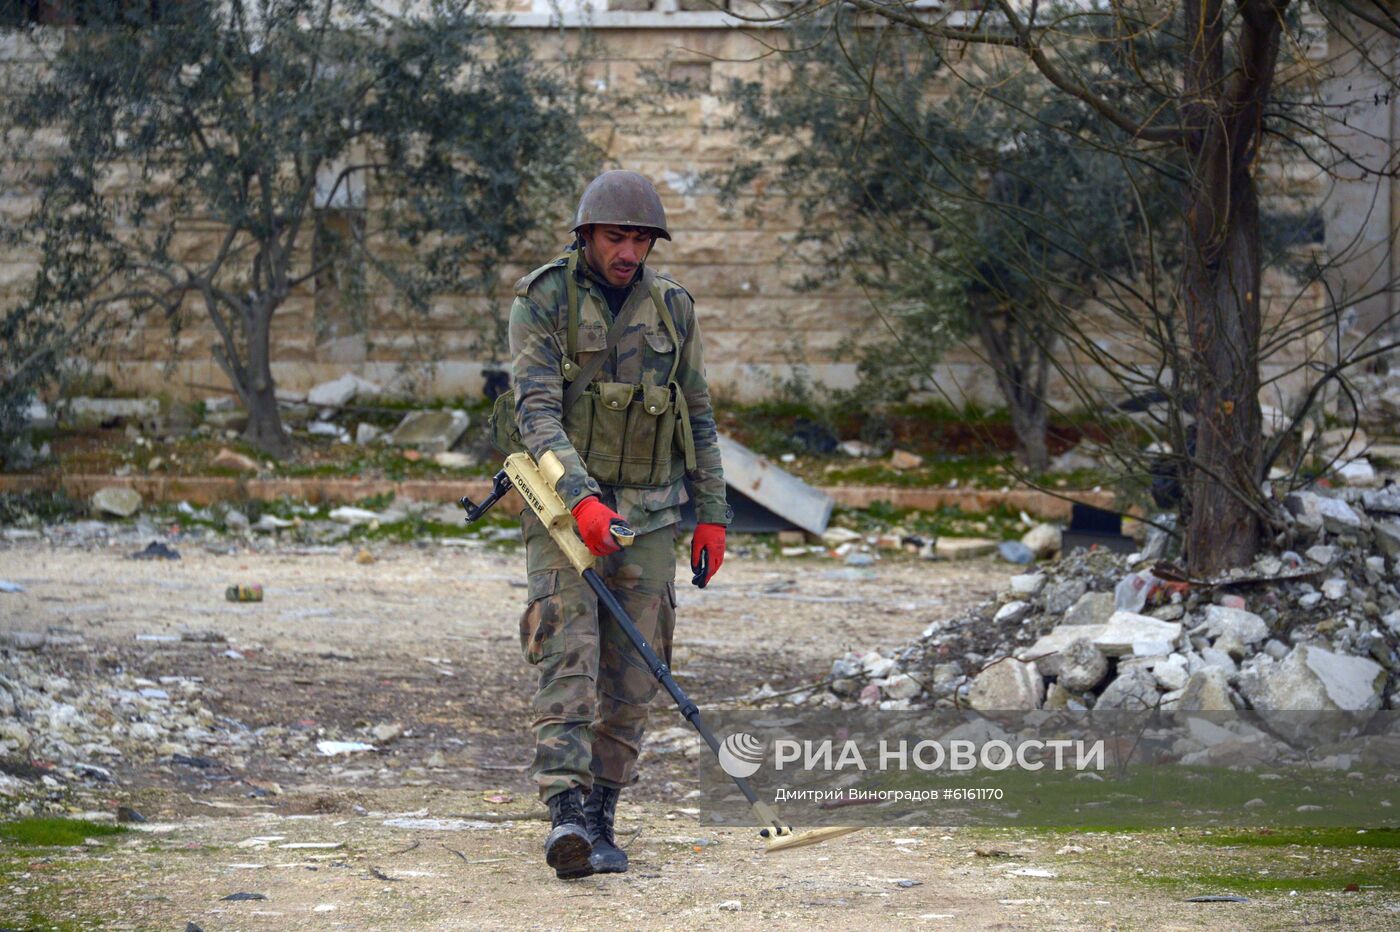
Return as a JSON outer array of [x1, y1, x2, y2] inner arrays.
[[730, 0, 1400, 574], [5, 0, 596, 456]]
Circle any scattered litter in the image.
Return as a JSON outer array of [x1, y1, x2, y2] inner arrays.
[[221, 892, 267, 901], [225, 584, 264, 603], [717, 900, 742, 912], [0, 580, 25, 593], [236, 836, 287, 848], [1055, 844, 1088, 855], [277, 842, 344, 850], [116, 806, 146, 823], [382, 818, 497, 831], [316, 741, 375, 756], [135, 633, 180, 642], [1185, 895, 1249, 903], [313, 904, 336, 912], [1007, 867, 1056, 878], [129, 541, 181, 560]]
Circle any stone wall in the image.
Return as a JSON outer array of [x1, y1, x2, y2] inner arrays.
[[1, 8, 1393, 414]]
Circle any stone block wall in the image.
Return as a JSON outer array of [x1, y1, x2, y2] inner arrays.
[[0, 7, 1391, 418]]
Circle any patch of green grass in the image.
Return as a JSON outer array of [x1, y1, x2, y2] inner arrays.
[[0, 818, 125, 847], [1136, 865, 1400, 894], [1188, 827, 1400, 849]]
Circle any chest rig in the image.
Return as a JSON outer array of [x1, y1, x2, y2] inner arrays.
[[492, 250, 698, 488]]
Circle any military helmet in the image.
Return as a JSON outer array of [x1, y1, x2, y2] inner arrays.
[[570, 170, 671, 241]]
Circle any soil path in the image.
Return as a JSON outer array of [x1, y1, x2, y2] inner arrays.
[[0, 540, 1394, 929]]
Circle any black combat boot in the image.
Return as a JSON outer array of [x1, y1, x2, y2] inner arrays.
[[583, 784, 628, 873], [544, 787, 594, 880]]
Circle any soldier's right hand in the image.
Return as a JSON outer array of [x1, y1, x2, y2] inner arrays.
[[571, 496, 626, 557]]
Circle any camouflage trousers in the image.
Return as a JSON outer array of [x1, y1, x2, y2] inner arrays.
[[518, 503, 677, 801]]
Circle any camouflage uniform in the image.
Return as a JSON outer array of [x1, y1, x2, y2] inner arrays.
[[509, 248, 731, 800]]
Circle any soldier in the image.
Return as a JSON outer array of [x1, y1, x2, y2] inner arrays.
[[504, 170, 732, 879]]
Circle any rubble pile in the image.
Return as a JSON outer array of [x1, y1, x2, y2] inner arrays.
[[821, 484, 1400, 715], [0, 646, 253, 813]]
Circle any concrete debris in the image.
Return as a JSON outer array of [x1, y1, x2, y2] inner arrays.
[[1021, 523, 1062, 559], [799, 482, 1400, 720], [306, 373, 381, 409], [889, 449, 924, 470], [935, 537, 998, 560], [388, 409, 471, 453], [67, 397, 160, 422], [211, 448, 259, 473], [92, 487, 142, 518]]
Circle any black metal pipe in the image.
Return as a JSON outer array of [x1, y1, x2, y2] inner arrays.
[[582, 567, 763, 809]]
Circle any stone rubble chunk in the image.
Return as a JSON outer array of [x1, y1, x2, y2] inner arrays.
[[881, 673, 923, 700], [306, 373, 381, 409], [993, 600, 1031, 624], [1240, 644, 1385, 713], [889, 449, 923, 470], [1321, 577, 1348, 601], [1304, 544, 1336, 565], [1153, 654, 1190, 691], [1056, 638, 1109, 692], [1063, 592, 1116, 627], [1008, 573, 1046, 596], [1043, 579, 1088, 615], [1095, 667, 1160, 711], [1361, 486, 1400, 514], [1021, 523, 1062, 559], [91, 487, 142, 518], [211, 448, 259, 473], [1177, 668, 1235, 711], [1093, 611, 1183, 657], [1203, 604, 1269, 645], [388, 409, 470, 453], [968, 659, 1044, 711]]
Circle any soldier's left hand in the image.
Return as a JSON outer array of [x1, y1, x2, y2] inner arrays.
[[691, 523, 726, 587]]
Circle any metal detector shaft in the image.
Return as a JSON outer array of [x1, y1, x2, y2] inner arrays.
[[580, 567, 784, 834]]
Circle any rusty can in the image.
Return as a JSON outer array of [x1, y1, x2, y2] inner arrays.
[[225, 584, 263, 603]]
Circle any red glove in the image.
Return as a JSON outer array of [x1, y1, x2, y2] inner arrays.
[[691, 523, 726, 588], [572, 496, 626, 557]]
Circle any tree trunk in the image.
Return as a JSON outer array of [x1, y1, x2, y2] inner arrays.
[[1009, 400, 1050, 474], [977, 309, 1053, 475], [240, 309, 290, 458], [1176, 0, 1283, 576], [1181, 171, 1264, 575]]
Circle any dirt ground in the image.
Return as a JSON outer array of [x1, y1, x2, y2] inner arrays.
[[1, 537, 1397, 930]]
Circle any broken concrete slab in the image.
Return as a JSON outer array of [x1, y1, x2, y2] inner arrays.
[[715, 434, 832, 536], [66, 397, 160, 422], [388, 410, 471, 454], [1240, 644, 1385, 713], [1092, 612, 1183, 657], [935, 537, 999, 560], [306, 373, 382, 409]]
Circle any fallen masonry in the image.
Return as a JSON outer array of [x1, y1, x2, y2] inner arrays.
[[822, 483, 1400, 724]]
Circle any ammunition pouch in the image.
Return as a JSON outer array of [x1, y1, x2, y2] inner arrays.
[[489, 257, 697, 489]]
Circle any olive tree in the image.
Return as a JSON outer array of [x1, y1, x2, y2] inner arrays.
[[5, 0, 596, 456], [736, 0, 1400, 574]]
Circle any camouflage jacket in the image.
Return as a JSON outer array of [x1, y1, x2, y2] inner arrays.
[[508, 249, 732, 535]]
